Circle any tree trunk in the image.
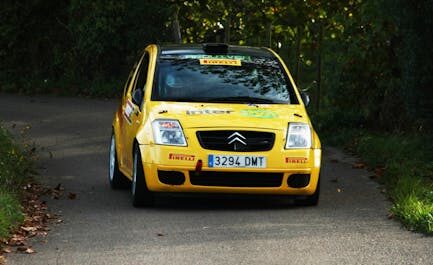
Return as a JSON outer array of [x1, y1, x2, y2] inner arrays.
[[268, 22, 272, 48], [224, 15, 231, 43], [315, 23, 323, 112], [172, 6, 181, 44]]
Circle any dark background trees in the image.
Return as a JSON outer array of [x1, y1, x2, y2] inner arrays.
[[1, 0, 432, 131]]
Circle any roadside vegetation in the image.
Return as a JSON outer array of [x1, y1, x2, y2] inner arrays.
[[315, 116, 433, 234], [0, 125, 31, 239], [356, 134, 432, 234], [1, 1, 432, 233]]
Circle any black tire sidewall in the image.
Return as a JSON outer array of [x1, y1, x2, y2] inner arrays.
[[132, 145, 153, 207]]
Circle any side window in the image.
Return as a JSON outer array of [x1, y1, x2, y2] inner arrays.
[[130, 52, 149, 108], [132, 53, 149, 96], [123, 69, 135, 97]]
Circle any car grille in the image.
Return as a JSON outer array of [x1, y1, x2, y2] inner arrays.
[[189, 171, 283, 187], [196, 130, 275, 152]]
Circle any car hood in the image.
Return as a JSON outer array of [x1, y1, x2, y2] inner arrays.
[[147, 101, 309, 130]]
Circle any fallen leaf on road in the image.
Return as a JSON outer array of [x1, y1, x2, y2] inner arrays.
[[8, 235, 26, 246], [157, 233, 164, 236], [54, 183, 64, 191], [17, 247, 36, 254], [352, 163, 365, 169], [16, 246, 27, 252], [375, 167, 385, 177], [4, 181, 57, 256], [21, 226, 38, 232], [38, 232, 48, 237], [337, 188, 342, 193], [1, 247, 11, 254], [0, 255, 6, 265], [387, 213, 394, 219], [68, 192, 77, 200], [25, 248, 36, 254]]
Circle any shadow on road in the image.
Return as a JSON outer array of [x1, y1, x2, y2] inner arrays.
[[145, 193, 302, 211]]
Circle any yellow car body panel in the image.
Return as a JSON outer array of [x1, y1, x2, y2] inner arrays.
[[112, 44, 321, 196]]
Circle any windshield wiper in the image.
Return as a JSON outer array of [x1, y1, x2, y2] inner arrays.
[[205, 96, 280, 104], [158, 96, 285, 104]]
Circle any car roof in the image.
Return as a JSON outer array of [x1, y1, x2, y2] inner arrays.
[[159, 44, 274, 58]]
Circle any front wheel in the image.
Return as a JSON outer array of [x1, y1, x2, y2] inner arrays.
[[108, 134, 129, 189], [294, 176, 320, 206], [131, 145, 154, 207]]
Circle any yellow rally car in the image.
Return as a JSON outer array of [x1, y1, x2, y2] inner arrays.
[[109, 44, 321, 207]]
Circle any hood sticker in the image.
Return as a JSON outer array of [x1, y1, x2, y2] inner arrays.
[[186, 109, 234, 115], [240, 109, 278, 119]]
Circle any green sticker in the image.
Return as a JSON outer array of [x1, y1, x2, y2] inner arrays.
[[240, 109, 278, 119]]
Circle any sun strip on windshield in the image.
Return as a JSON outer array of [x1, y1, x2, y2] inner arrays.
[[182, 54, 251, 60]]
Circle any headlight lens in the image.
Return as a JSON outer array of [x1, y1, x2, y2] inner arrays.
[[152, 119, 187, 146], [285, 123, 312, 149]]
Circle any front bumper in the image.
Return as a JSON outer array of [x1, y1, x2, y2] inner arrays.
[[139, 143, 321, 195]]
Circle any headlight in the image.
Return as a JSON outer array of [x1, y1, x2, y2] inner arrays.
[[152, 119, 187, 146], [285, 123, 312, 149]]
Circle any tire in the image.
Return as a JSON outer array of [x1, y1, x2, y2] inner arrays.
[[108, 133, 130, 189], [294, 176, 320, 206], [131, 145, 154, 207]]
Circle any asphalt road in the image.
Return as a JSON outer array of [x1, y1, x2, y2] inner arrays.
[[0, 94, 431, 265]]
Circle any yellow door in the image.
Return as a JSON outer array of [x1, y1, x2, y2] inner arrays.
[[120, 51, 150, 176]]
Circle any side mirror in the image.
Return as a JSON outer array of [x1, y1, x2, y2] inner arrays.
[[301, 92, 310, 107], [302, 80, 317, 92], [131, 89, 143, 106]]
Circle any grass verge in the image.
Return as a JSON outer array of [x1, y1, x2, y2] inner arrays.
[[322, 129, 433, 234], [0, 124, 32, 239]]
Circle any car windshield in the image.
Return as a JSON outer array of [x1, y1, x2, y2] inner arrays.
[[152, 54, 298, 104]]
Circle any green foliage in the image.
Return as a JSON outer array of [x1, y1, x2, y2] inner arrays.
[[0, 191, 23, 239], [0, 125, 32, 239], [391, 175, 433, 234], [0, 126, 32, 190], [323, 0, 433, 130], [325, 130, 433, 234], [0, 0, 172, 96]]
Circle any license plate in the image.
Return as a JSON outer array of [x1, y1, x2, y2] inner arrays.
[[208, 155, 266, 168]]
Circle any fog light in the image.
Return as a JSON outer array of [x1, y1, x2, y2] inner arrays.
[[158, 170, 185, 185], [287, 174, 310, 188]]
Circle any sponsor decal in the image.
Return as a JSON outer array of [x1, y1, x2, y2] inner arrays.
[[169, 153, 195, 161], [186, 109, 234, 115], [240, 109, 278, 119], [182, 54, 252, 61], [123, 100, 134, 124], [285, 157, 308, 164], [199, 58, 241, 66]]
